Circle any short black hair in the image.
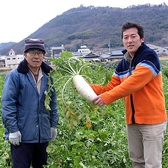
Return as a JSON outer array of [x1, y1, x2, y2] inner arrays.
[[121, 22, 144, 39]]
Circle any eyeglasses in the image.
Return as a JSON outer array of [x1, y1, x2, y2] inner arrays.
[[28, 50, 44, 57]]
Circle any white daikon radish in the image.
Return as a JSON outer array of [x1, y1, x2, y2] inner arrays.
[[73, 75, 97, 101]]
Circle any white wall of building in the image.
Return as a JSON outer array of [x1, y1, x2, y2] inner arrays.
[[5, 55, 24, 68]]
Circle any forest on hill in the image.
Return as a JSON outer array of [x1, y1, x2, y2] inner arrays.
[[1, 3, 168, 56]]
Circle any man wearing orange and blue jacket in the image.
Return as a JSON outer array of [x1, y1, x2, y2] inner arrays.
[[91, 22, 167, 168]]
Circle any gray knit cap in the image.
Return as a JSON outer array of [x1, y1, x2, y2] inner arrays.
[[24, 38, 46, 53]]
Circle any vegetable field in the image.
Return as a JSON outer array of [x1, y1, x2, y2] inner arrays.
[[0, 54, 168, 167]]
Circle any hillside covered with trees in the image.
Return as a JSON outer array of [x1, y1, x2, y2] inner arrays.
[[1, 3, 168, 56]]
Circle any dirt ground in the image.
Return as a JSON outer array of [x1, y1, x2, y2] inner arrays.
[[159, 56, 168, 60]]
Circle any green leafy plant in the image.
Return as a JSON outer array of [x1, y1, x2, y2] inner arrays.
[[44, 52, 111, 128]]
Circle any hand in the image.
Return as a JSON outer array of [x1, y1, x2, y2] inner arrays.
[[9, 131, 21, 146], [50, 127, 57, 140], [92, 95, 105, 106]]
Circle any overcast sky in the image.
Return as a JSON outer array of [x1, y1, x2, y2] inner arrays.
[[0, 0, 167, 43]]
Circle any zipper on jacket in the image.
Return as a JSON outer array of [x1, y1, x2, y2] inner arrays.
[[130, 95, 135, 124], [129, 59, 135, 124]]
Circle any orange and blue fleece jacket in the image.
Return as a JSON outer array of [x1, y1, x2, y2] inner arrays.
[[90, 43, 167, 124]]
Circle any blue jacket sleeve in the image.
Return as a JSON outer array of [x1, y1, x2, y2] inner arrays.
[[2, 70, 20, 133]]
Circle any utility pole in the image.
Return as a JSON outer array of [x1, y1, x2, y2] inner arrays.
[[108, 40, 111, 54]]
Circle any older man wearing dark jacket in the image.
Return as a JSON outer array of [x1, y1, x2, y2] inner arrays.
[[2, 38, 59, 168]]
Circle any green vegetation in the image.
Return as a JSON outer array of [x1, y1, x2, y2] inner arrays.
[[0, 58, 168, 167]]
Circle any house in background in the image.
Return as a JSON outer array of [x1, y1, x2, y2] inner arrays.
[[5, 48, 24, 68], [147, 44, 168, 56], [50, 45, 65, 57], [0, 56, 5, 67], [9, 48, 15, 56]]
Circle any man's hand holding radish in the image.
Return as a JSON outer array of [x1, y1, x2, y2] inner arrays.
[[92, 95, 105, 106]]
